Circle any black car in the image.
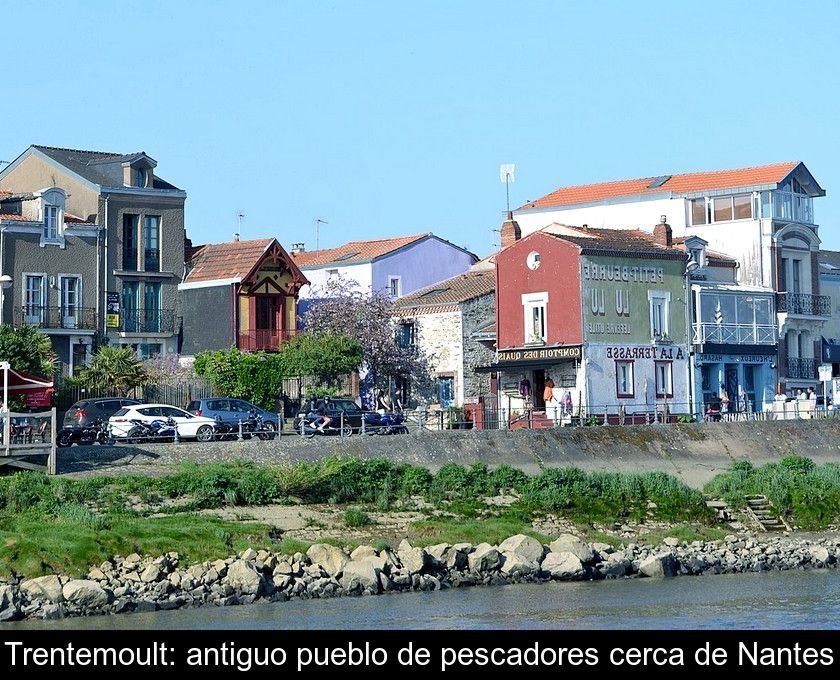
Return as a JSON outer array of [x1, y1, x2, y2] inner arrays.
[[63, 398, 143, 430], [300, 398, 364, 432]]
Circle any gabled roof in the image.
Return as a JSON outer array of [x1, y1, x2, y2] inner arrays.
[[293, 233, 476, 268], [184, 238, 307, 288], [519, 161, 821, 211], [4, 145, 181, 190], [395, 270, 496, 312], [538, 224, 685, 259]]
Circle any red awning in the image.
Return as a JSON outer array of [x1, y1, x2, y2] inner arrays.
[[6, 367, 53, 392]]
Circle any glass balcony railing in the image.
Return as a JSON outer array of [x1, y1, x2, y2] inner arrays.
[[772, 191, 814, 225]]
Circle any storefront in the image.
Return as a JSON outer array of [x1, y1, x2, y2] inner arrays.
[[695, 349, 776, 413]]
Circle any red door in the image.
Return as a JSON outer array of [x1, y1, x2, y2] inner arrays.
[[255, 295, 283, 350]]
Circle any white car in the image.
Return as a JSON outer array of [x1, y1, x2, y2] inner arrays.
[[109, 403, 217, 442]]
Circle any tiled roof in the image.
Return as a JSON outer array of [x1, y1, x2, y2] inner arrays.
[[541, 225, 685, 257], [396, 270, 496, 310], [31, 145, 181, 190], [519, 162, 801, 210], [672, 237, 736, 267], [0, 214, 28, 221], [184, 238, 274, 282], [292, 233, 431, 267], [64, 212, 95, 225], [819, 250, 840, 274]]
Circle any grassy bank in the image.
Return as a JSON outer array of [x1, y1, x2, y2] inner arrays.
[[8, 456, 835, 579]]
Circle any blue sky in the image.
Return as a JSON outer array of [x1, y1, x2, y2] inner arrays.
[[4, 1, 839, 255]]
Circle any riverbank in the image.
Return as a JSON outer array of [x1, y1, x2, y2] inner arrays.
[[3, 531, 840, 622]]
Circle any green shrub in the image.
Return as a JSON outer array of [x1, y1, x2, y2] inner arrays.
[[344, 508, 373, 527]]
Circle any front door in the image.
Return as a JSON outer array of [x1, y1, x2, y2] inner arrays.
[[123, 282, 139, 332], [61, 276, 80, 328], [725, 364, 739, 412], [533, 369, 546, 409], [255, 295, 282, 349]]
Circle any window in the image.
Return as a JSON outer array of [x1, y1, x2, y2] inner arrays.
[[144, 282, 161, 332], [655, 361, 673, 398], [710, 195, 753, 223], [615, 361, 634, 398], [135, 167, 147, 188], [123, 215, 139, 270], [123, 281, 140, 332], [713, 197, 733, 222], [526, 251, 541, 270], [437, 376, 455, 408], [43, 205, 59, 240], [733, 195, 752, 220], [648, 291, 671, 339], [143, 216, 160, 272], [388, 276, 401, 298], [397, 322, 416, 350], [690, 198, 707, 225], [522, 292, 548, 345], [24, 274, 45, 323], [689, 247, 704, 267], [60, 276, 81, 328]]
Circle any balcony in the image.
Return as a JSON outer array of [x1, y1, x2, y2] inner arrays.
[[15, 306, 97, 331], [771, 191, 814, 225], [120, 308, 176, 334], [144, 248, 160, 272], [692, 323, 777, 346], [238, 328, 297, 352], [776, 293, 831, 317], [786, 357, 817, 380]]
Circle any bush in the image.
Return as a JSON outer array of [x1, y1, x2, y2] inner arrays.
[[344, 508, 373, 527]]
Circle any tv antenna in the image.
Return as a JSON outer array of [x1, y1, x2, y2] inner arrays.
[[499, 163, 515, 213], [234, 212, 244, 241], [314, 218, 328, 250]]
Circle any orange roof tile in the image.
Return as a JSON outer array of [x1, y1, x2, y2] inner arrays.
[[396, 270, 496, 310], [292, 233, 430, 267], [185, 238, 274, 282], [519, 162, 801, 210], [0, 213, 28, 221]]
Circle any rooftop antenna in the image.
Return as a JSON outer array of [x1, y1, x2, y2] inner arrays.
[[499, 163, 515, 214], [314, 218, 328, 250], [234, 212, 244, 241]]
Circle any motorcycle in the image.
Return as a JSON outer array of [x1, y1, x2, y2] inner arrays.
[[212, 415, 238, 441], [296, 411, 353, 439], [363, 410, 408, 435], [56, 418, 113, 448], [126, 417, 178, 443], [241, 410, 278, 441]]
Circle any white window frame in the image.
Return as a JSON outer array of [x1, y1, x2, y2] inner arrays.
[[58, 274, 83, 328], [22, 272, 47, 324], [688, 198, 708, 226], [388, 276, 402, 298], [521, 291, 548, 345], [689, 247, 705, 268], [648, 290, 671, 340], [655, 361, 673, 398], [615, 360, 635, 398]]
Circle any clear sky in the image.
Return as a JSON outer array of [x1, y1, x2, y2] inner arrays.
[[4, 1, 839, 256]]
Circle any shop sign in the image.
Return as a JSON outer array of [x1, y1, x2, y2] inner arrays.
[[699, 354, 773, 364], [606, 345, 685, 360], [496, 345, 582, 364], [106, 292, 120, 328]]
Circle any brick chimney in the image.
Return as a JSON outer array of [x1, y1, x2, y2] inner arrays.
[[500, 211, 521, 248], [653, 215, 672, 247]]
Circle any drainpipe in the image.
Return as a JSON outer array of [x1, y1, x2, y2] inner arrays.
[[102, 194, 110, 339]]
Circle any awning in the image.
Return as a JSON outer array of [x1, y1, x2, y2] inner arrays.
[[6, 367, 53, 391], [823, 337, 840, 363]]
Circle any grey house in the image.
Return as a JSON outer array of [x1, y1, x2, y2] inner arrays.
[[0, 145, 186, 363]]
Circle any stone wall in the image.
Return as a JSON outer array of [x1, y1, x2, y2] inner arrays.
[[460, 292, 495, 402]]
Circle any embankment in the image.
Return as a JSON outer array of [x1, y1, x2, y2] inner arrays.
[[58, 419, 840, 488]]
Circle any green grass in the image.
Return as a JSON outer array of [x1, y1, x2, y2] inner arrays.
[[344, 507, 373, 527], [407, 509, 550, 547]]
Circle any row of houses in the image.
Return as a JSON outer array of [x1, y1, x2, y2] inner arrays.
[[1, 144, 837, 419]]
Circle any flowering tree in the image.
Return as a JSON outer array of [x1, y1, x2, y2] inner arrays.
[[302, 276, 434, 406]]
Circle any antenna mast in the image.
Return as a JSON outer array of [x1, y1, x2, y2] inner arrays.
[[314, 218, 328, 250], [500, 164, 515, 214], [234, 212, 244, 241]]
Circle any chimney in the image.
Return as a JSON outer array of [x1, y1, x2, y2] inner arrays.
[[290, 242, 306, 256], [499, 211, 521, 249], [653, 215, 672, 247]]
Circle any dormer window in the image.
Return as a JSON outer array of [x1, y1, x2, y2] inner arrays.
[[135, 167, 148, 188], [35, 187, 66, 247], [689, 247, 704, 268]]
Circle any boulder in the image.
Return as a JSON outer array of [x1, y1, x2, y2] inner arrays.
[[0, 585, 19, 621], [498, 535, 545, 563], [20, 575, 64, 603], [306, 544, 349, 577], [226, 560, 263, 595], [549, 534, 594, 564], [350, 545, 377, 561], [810, 546, 832, 564], [600, 555, 631, 578], [541, 552, 585, 580], [468, 543, 503, 572], [446, 549, 468, 571], [426, 543, 451, 562], [62, 580, 108, 609], [398, 547, 429, 575], [639, 553, 678, 578], [340, 559, 381, 592], [500, 552, 539, 576], [240, 548, 259, 561], [140, 564, 162, 583]]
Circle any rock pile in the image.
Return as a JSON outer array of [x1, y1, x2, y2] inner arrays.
[[1, 534, 839, 621]]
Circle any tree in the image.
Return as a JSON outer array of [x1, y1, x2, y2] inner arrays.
[[194, 348, 285, 411], [0, 324, 55, 377], [79, 346, 146, 395], [302, 276, 434, 405], [279, 332, 363, 388]]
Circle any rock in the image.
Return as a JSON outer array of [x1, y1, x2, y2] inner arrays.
[[810, 546, 832, 564], [592, 542, 614, 556], [639, 553, 678, 578], [663, 537, 681, 547], [40, 604, 65, 620], [0, 585, 19, 621], [498, 535, 545, 563], [500, 552, 539, 576], [350, 545, 377, 561], [20, 575, 64, 603], [446, 549, 468, 570], [226, 560, 263, 596], [468, 543, 503, 572], [62, 580, 108, 609], [124, 553, 142, 565], [240, 548, 259, 561], [398, 547, 429, 575], [453, 543, 474, 554], [212, 559, 228, 576], [168, 572, 182, 588], [541, 552, 585, 580], [341, 559, 381, 592], [263, 555, 279, 571], [140, 564, 162, 583], [135, 600, 157, 613], [549, 534, 595, 564], [600, 555, 631, 578], [273, 560, 294, 576], [306, 544, 349, 578], [426, 543, 451, 562], [88, 567, 107, 581]]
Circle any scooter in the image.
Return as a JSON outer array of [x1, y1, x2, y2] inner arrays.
[[363, 410, 408, 435], [56, 418, 113, 447], [296, 411, 353, 439]]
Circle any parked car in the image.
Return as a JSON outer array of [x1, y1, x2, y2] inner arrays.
[[109, 403, 217, 442], [297, 398, 364, 432], [63, 398, 143, 430], [186, 398, 280, 433]]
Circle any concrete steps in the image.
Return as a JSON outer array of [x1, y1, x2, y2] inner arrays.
[[509, 410, 555, 430], [744, 495, 790, 532]]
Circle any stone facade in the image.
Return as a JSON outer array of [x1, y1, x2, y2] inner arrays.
[[413, 310, 463, 404], [460, 292, 495, 401]]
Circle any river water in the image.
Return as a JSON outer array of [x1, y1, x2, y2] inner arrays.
[[10, 569, 840, 629]]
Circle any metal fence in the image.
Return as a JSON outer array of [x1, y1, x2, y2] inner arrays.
[[53, 380, 215, 413]]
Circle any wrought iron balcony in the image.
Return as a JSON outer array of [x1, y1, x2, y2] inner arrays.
[[692, 322, 777, 346], [119, 308, 176, 334], [786, 357, 817, 380], [15, 306, 97, 331], [776, 292, 831, 317], [238, 328, 297, 352]]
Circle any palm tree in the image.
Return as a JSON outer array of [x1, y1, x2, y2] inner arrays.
[[79, 346, 146, 395]]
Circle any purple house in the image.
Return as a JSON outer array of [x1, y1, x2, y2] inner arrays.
[[292, 233, 477, 301]]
